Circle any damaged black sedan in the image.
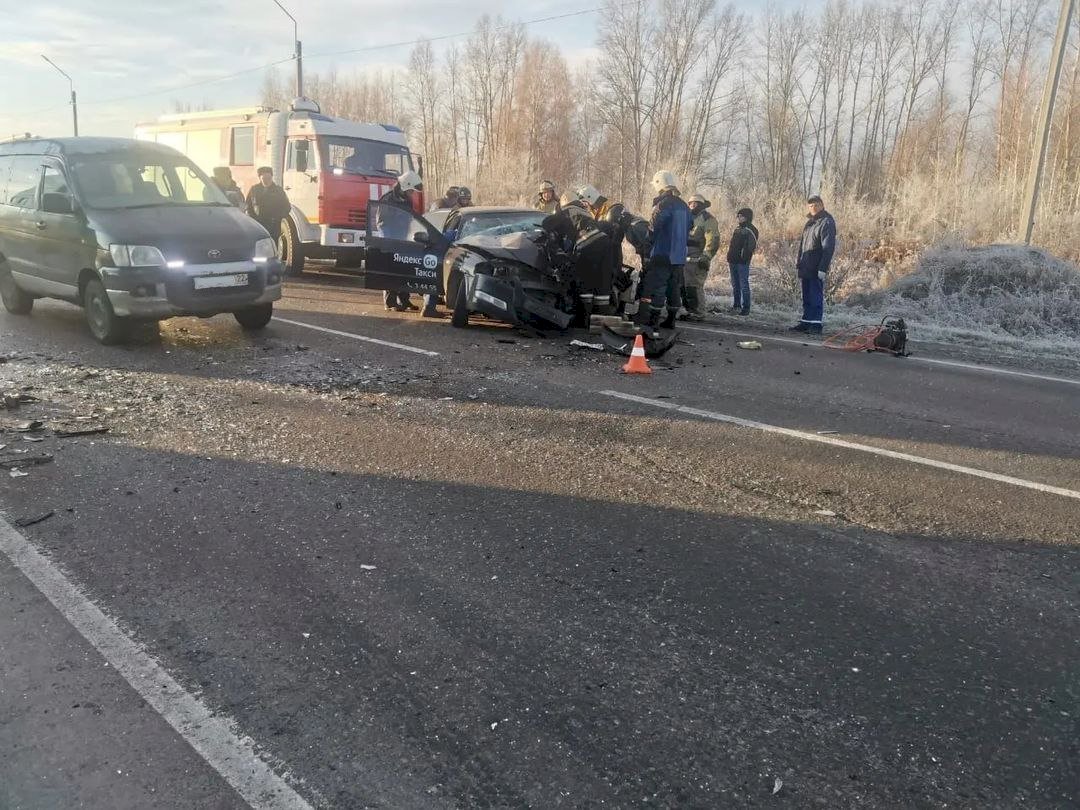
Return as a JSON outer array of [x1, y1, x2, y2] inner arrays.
[[366, 202, 597, 330]]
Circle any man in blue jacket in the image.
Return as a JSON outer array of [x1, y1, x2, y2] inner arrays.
[[792, 195, 837, 334], [644, 170, 692, 337]]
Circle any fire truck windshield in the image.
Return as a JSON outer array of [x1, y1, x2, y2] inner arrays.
[[319, 136, 413, 179]]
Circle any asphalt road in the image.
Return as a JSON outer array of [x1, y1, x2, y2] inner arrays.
[[2, 267, 1078, 809]]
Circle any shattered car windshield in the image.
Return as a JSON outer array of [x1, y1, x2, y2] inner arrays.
[[457, 211, 546, 238]]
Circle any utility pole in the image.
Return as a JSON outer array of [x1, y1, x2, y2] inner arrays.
[[41, 55, 78, 136], [272, 0, 303, 99], [1019, 0, 1077, 244]]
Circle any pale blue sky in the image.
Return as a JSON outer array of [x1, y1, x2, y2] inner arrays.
[[1, 0, 602, 138]]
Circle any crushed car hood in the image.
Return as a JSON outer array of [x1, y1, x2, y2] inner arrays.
[[454, 231, 546, 269]]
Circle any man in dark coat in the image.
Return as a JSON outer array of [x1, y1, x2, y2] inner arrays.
[[726, 207, 759, 316], [245, 167, 291, 242], [791, 195, 836, 334]]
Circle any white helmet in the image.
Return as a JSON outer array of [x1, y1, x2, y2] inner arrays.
[[559, 190, 581, 208], [576, 184, 602, 207], [397, 170, 423, 193], [651, 170, 679, 194]]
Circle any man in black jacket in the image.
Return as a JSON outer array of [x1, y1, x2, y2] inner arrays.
[[791, 195, 837, 334], [726, 207, 758, 316], [246, 167, 291, 242]]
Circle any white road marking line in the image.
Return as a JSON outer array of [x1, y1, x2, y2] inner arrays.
[[0, 518, 314, 810], [601, 390, 1080, 501], [273, 316, 439, 357], [682, 324, 1080, 387]]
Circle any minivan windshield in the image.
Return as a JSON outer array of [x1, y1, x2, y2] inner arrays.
[[70, 150, 230, 210], [319, 136, 413, 178]]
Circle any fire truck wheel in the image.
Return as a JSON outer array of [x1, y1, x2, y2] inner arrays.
[[280, 220, 305, 277]]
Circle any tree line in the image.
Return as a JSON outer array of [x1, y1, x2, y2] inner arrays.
[[261, 0, 1080, 258]]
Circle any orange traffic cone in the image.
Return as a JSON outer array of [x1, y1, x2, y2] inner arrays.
[[622, 334, 652, 374]]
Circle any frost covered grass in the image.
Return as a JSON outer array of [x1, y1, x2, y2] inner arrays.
[[703, 242, 1080, 362]]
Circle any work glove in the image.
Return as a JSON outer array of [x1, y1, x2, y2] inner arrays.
[[817, 270, 827, 282]]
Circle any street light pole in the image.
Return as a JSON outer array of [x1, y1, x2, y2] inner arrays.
[[1019, 0, 1077, 244], [41, 55, 78, 136], [272, 0, 303, 99]]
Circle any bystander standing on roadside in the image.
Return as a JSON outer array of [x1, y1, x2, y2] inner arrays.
[[726, 208, 758, 316], [791, 195, 836, 334]]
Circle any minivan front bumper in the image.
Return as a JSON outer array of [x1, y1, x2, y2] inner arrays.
[[101, 260, 284, 319]]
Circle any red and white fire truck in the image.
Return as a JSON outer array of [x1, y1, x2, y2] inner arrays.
[[135, 99, 424, 274]]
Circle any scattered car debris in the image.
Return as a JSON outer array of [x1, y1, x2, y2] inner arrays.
[[0, 454, 53, 470], [14, 420, 44, 432], [2, 392, 37, 409], [360, 564, 377, 571], [569, 339, 605, 351], [772, 777, 783, 795], [817, 430, 839, 435], [52, 423, 110, 438], [9, 469, 29, 478], [15, 511, 55, 528], [22, 436, 45, 443], [814, 509, 837, 517], [600, 326, 678, 359], [737, 340, 763, 350]]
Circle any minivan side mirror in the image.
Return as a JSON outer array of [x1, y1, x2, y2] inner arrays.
[[413, 231, 429, 245], [41, 192, 75, 215]]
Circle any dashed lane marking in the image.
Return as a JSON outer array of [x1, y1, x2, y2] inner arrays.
[[681, 324, 1080, 388], [0, 517, 315, 810], [273, 316, 439, 357], [601, 390, 1080, 502]]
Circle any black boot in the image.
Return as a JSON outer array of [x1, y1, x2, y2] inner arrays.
[[660, 309, 677, 330], [646, 309, 662, 339]]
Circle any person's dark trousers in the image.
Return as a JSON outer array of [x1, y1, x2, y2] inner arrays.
[[260, 221, 282, 242], [383, 290, 412, 309], [729, 263, 751, 313], [800, 276, 824, 331]]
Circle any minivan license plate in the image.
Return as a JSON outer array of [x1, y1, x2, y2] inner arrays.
[[194, 273, 248, 290]]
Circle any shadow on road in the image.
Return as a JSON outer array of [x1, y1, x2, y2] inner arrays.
[[3, 440, 1078, 808]]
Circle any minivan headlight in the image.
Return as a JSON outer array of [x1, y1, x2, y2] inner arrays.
[[110, 245, 166, 267], [253, 238, 277, 263]]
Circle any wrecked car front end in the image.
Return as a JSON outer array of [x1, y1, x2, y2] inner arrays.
[[445, 232, 576, 330]]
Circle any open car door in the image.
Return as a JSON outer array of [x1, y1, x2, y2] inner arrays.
[[364, 201, 450, 295]]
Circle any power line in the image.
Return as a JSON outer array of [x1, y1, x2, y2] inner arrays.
[[7, 8, 599, 131], [304, 9, 599, 60]]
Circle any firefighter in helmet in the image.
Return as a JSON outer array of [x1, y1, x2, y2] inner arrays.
[[535, 180, 560, 214]]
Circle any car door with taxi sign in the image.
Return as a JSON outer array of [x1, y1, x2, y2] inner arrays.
[[364, 201, 449, 295]]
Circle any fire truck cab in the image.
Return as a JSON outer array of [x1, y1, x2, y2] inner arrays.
[[135, 99, 424, 274]]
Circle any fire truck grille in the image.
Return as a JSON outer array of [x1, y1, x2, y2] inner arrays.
[[347, 209, 365, 226]]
